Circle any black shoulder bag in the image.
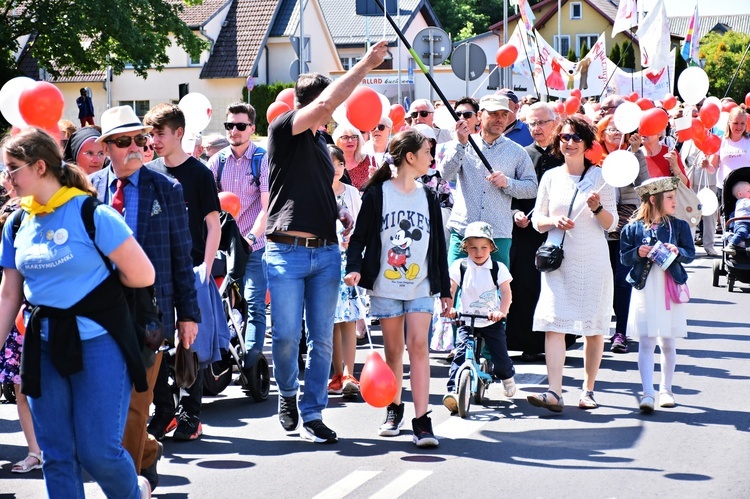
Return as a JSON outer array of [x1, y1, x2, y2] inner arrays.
[[535, 164, 591, 273]]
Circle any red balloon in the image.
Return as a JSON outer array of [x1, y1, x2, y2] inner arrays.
[[15, 307, 25, 335], [676, 127, 692, 142], [662, 93, 677, 111], [276, 88, 296, 109], [553, 102, 565, 116], [359, 351, 398, 408], [218, 191, 241, 219], [346, 86, 383, 132], [570, 89, 582, 100], [18, 82, 64, 128], [495, 44, 519, 68], [745, 92, 750, 107], [584, 141, 603, 165], [701, 133, 721, 155], [639, 108, 669, 136], [266, 101, 290, 124], [564, 97, 580, 115], [636, 98, 654, 111], [625, 92, 639, 102], [699, 102, 720, 129], [722, 101, 738, 113], [389, 104, 405, 125]]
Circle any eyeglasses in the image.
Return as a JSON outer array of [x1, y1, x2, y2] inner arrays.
[[6, 163, 32, 178], [605, 128, 621, 134], [81, 151, 107, 159], [339, 135, 359, 142], [456, 111, 476, 120], [528, 119, 553, 128], [104, 135, 148, 149], [372, 124, 388, 131], [223, 122, 252, 131], [410, 110, 433, 118], [559, 133, 583, 143]]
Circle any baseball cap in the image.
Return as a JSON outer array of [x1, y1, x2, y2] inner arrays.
[[479, 95, 512, 113]]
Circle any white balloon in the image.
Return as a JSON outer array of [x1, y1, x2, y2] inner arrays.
[[378, 93, 391, 119], [677, 67, 709, 105], [613, 101, 642, 134], [703, 96, 721, 109], [697, 187, 719, 216], [602, 150, 639, 188], [332, 103, 349, 126], [0, 76, 34, 128], [178, 93, 212, 133], [433, 105, 456, 131]]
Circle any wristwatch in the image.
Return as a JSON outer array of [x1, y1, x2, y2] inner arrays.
[[246, 233, 256, 244], [592, 204, 604, 215]]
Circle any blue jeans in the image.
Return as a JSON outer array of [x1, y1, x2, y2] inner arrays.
[[265, 241, 340, 422], [29, 334, 139, 499], [447, 320, 515, 392], [243, 247, 268, 355], [729, 224, 749, 247]]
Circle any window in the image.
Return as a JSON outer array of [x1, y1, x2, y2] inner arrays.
[[576, 34, 599, 57], [553, 35, 570, 56], [189, 52, 203, 66], [570, 2, 582, 20], [118, 101, 150, 120], [339, 56, 361, 71]]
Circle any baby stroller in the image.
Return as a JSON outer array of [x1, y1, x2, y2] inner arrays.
[[712, 167, 750, 292], [200, 211, 270, 402]]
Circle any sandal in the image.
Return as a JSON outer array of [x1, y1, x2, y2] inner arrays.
[[12, 452, 43, 473], [578, 390, 598, 410], [639, 395, 655, 414], [527, 390, 564, 413]]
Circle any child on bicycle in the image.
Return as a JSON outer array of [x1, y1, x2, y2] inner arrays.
[[345, 129, 452, 447], [443, 222, 515, 414]]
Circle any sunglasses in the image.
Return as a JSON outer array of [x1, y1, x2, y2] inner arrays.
[[456, 111, 475, 119], [558, 133, 583, 143], [372, 124, 388, 131], [143, 144, 155, 152], [410, 110, 433, 118], [104, 135, 148, 148], [223, 122, 252, 131]]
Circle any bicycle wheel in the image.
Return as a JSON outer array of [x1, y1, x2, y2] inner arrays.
[[457, 368, 471, 418], [475, 359, 489, 404]]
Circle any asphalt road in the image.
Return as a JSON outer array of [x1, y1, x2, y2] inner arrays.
[[1, 251, 749, 498]]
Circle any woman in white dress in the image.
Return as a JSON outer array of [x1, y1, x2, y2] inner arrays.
[[527, 116, 617, 412]]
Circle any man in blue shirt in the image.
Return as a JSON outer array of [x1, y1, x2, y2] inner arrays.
[[497, 89, 533, 147]]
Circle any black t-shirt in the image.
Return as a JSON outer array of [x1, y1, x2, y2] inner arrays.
[[152, 156, 221, 266], [266, 110, 338, 243]]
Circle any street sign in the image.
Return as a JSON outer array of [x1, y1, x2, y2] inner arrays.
[[450, 42, 486, 81], [412, 27, 451, 100], [290, 60, 309, 81], [289, 36, 311, 62]]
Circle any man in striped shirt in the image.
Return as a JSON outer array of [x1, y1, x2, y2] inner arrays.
[[208, 102, 269, 366]]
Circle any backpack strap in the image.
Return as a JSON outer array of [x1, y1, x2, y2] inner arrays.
[[251, 146, 266, 187], [216, 150, 228, 192], [80, 196, 115, 273], [9, 208, 25, 241], [460, 259, 500, 291], [459, 260, 467, 290]]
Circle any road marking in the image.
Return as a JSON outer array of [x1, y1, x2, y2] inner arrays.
[[311, 470, 381, 499], [435, 412, 497, 440], [369, 470, 432, 499]]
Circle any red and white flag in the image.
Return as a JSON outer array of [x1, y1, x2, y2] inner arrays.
[[635, 0, 671, 72], [612, 0, 638, 37]]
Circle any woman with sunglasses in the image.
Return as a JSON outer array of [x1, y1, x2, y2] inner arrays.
[[596, 115, 649, 354], [333, 125, 376, 190], [142, 134, 156, 163], [0, 128, 155, 498], [62, 127, 108, 175], [527, 116, 617, 413], [362, 117, 392, 166]]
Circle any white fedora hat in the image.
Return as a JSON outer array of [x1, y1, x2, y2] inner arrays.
[[97, 106, 152, 143]]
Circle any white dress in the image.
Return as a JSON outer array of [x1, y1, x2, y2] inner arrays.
[[627, 265, 687, 339], [532, 166, 617, 336]]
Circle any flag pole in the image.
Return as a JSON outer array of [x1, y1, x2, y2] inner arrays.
[[518, 22, 541, 99], [372, 0, 494, 173], [723, 41, 750, 98]]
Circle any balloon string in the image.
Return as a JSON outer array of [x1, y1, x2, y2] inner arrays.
[[570, 183, 607, 223], [471, 65, 500, 99]]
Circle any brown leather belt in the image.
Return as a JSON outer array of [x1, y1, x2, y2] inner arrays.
[[267, 234, 335, 248]]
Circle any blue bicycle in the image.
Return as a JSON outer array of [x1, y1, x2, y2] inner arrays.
[[453, 313, 494, 418]]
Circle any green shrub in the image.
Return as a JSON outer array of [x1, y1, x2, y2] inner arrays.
[[246, 82, 295, 135]]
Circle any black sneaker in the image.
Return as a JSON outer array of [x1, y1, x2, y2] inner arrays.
[[147, 412, 175, 441], [278, 395, 300, 431], [300, 419, 338, 443], [412, 412, 438, 448], [378, 402, 404, 436], [173, 412, 202, 441], [139, 441, 163, 490]]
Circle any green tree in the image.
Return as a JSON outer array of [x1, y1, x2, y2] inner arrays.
[[579, 42, 589, 60], [566, 47, 576, 62], [610, 42, 621, 65], [699, 31, 750, 103], [1, 0, 207, 80], [621, 42, 636, 70], [457, 21, 476, 42]]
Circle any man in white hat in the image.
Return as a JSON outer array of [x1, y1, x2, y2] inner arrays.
[[438, 94, 538, 269], [89, 105, 200, 490]]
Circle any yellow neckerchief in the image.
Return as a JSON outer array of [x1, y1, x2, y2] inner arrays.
[[20, 186, 89, 218]]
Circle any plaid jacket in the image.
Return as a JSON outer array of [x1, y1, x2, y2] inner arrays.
[[90, 166, 200, 334]]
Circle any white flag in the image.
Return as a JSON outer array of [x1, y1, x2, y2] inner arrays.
[[612, 0, 638, 37], [635, 0, 671, 72]]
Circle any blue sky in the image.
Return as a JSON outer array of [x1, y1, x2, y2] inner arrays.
[[645, 0, 750, 17]]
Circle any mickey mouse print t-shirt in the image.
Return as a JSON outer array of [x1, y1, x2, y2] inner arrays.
[[371, 181, 431, 300]]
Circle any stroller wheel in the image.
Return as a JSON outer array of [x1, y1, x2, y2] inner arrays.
[[2, 382, 16, 404], [712, 259, 721, 287], [244, 353, 270, 402]]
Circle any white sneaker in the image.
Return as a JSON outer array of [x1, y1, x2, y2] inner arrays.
[[501, 377, 516, 398], [138, 476, 152, 499], [659, 391, 676, 408]]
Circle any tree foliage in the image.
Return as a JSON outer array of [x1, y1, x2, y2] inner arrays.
[[245, 82, 294, 136], [621, 42, 636, 70], [430, 0, 543, 42], [566, 47, 576, 62], [1, 0, 208, 80], [609, 42, 621, 65], [699, 31, 750, 103]]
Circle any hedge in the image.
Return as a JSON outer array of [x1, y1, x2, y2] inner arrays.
[[244, 82, 295, 136]]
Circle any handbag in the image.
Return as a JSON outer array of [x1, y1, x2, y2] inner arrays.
[[674, 181, 702, 228], [535, 164, 591, 272], [175, 343, 199, 389], [665, 272, 690, 309]]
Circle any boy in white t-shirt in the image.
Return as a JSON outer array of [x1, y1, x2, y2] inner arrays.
[[443, 222, 515, 413]]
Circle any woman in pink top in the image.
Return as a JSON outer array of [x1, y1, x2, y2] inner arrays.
[[708, 107, 750, 189], [333, 125, 376, 190], [642, 133, 689, 187]]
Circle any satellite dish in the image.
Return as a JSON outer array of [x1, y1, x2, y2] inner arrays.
[[451, 42, 487, 81], [412, 27, 452, 65]]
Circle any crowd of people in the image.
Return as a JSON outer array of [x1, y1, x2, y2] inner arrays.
[[1, 37, 750, 497]]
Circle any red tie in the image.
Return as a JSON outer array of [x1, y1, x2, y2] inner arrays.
[[112, 178, 129, 214]]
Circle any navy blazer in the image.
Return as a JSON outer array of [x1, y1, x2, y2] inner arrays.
[[90, 166, 200, 334]]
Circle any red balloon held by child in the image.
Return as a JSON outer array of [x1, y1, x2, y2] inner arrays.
[[359, 351, 398, 408]]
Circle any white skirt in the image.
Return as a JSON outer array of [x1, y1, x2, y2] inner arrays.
[[627, 266, 688, 339]]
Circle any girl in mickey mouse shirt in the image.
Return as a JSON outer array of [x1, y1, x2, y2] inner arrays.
[[345, 130, 451, 448]]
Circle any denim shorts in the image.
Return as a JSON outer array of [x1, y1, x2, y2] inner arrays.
[[369, 295, 435, 319]]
